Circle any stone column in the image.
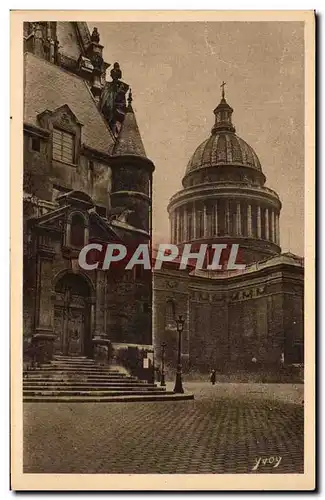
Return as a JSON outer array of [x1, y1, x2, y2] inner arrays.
[[203, 204, 208, 238], [247, 204, 252, 237], [276, 213, 280, 245], [215, 201, 218, 236], [175, 210, 180, 244], [225, 201, 230, 235], [169, 215, 173, 244], [36, 255, 55, 333], [257, 205, 262, 238], [183, 206, 188, 242], [180, 209, 184, 243], [265, 208, 270, 240], [64, 221, 71, 247], [271, 210, 275, 242], [95, 271, 108, 337], [33, 245, 56, 361], [193, 203, 197, 239], [174, 213, 177, 244], [90, 298, 96, 341], [236, 202, 242, 236]]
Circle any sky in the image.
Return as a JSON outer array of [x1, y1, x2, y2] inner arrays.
[[90, 21, 305, 256]]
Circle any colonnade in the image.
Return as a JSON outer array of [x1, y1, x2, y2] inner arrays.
[[170, 200, 280, 245]]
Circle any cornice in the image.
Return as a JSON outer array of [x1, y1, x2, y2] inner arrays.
[[168, 184, 281, 212]]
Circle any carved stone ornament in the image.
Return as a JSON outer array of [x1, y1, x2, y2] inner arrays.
[[166, 280, 178, 289], [61, 113, 70, 125], [230, 286, 266, 303]]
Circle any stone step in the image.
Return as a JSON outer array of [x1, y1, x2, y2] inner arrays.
[[31, 365, 129, 373], [23, 377, 139, 385], [24, 389, 169, 397], [52, 360, 112, 363], [23, 356, 194, 403], [23, 371, 134, 378], [23, 383, 161, 390], [23, 379, 142, 386], [54, 355, 88, 359], [50, 363, 105, 369], [53, 356, 115, 362], [23, 393, 194, 403], [51, 358, 90, 365], [28, 369, 133, 377], [23, 373, 143, 384]]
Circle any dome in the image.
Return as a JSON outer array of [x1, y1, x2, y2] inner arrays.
[[185, 87, 262, 176], [186, 132, 262, 174], [168, 84, 282, 265]]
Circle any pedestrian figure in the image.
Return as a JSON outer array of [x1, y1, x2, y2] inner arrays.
[[210, 369, 216, 385]]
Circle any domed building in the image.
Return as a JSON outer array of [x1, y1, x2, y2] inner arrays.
[[168, 87, 281, 264], [153, 87, 304, 377]]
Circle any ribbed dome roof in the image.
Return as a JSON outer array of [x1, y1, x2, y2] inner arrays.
[[185, 86, 262, 175], [186, 131, 262, 174]]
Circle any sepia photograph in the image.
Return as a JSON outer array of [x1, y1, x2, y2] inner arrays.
[[11, 10, 315, 491]]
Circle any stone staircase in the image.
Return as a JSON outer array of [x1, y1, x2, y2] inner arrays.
[[23, 355, 194, 402]]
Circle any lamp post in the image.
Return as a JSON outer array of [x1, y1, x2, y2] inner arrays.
[[173, 315, 185, 394], [160, 342, 166, 387]]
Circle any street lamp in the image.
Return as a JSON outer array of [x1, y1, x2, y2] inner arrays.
[[173, 315, 185, 394], [160, 342, 167, 387]]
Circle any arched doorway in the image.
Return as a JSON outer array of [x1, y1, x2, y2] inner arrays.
[[53, 273, 92, 357]]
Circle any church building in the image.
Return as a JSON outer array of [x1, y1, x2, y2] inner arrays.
[[23, 22, 155, 380], [153, 86, 304, 375]]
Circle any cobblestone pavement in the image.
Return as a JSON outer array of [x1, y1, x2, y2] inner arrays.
[[23, 383, 304, 474]]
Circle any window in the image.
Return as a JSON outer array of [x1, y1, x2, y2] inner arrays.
[[165, 300, 176, 330], [52, 128, 74, 163], [31, 137, 40, 152], [70, 214, 85, 247]]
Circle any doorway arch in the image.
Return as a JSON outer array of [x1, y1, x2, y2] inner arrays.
[[53, 272, 93, 356]]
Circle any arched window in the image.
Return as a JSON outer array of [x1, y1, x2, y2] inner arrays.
[[165, 300, 176, 330], [70, 213, 85, 248]]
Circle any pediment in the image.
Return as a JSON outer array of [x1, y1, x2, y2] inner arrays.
[[57, 190, 94, 210], [33, 206, 69, 231], [37, 104, 83, 131], [29, 204, 123, 244], [52, 104, 83, 126]]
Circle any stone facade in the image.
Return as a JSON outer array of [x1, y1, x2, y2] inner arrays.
[[153, 256, 304, 375], [23, 22, 155, 381]]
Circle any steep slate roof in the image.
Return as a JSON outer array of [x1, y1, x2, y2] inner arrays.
[[24, 52, 115, 154], [113, 103, 146, 157]]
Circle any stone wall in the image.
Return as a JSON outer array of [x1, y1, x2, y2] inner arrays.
[[153, 261, 304, 374]]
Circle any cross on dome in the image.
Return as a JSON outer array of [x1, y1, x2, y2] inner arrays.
[[220, 81, 226, 99], [212, 82, 235, 134]]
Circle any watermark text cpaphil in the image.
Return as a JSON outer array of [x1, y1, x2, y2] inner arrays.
[[78, 243, 246, 271]]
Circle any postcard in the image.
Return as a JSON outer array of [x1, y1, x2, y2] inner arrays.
[[11, 10, 315, 491]]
